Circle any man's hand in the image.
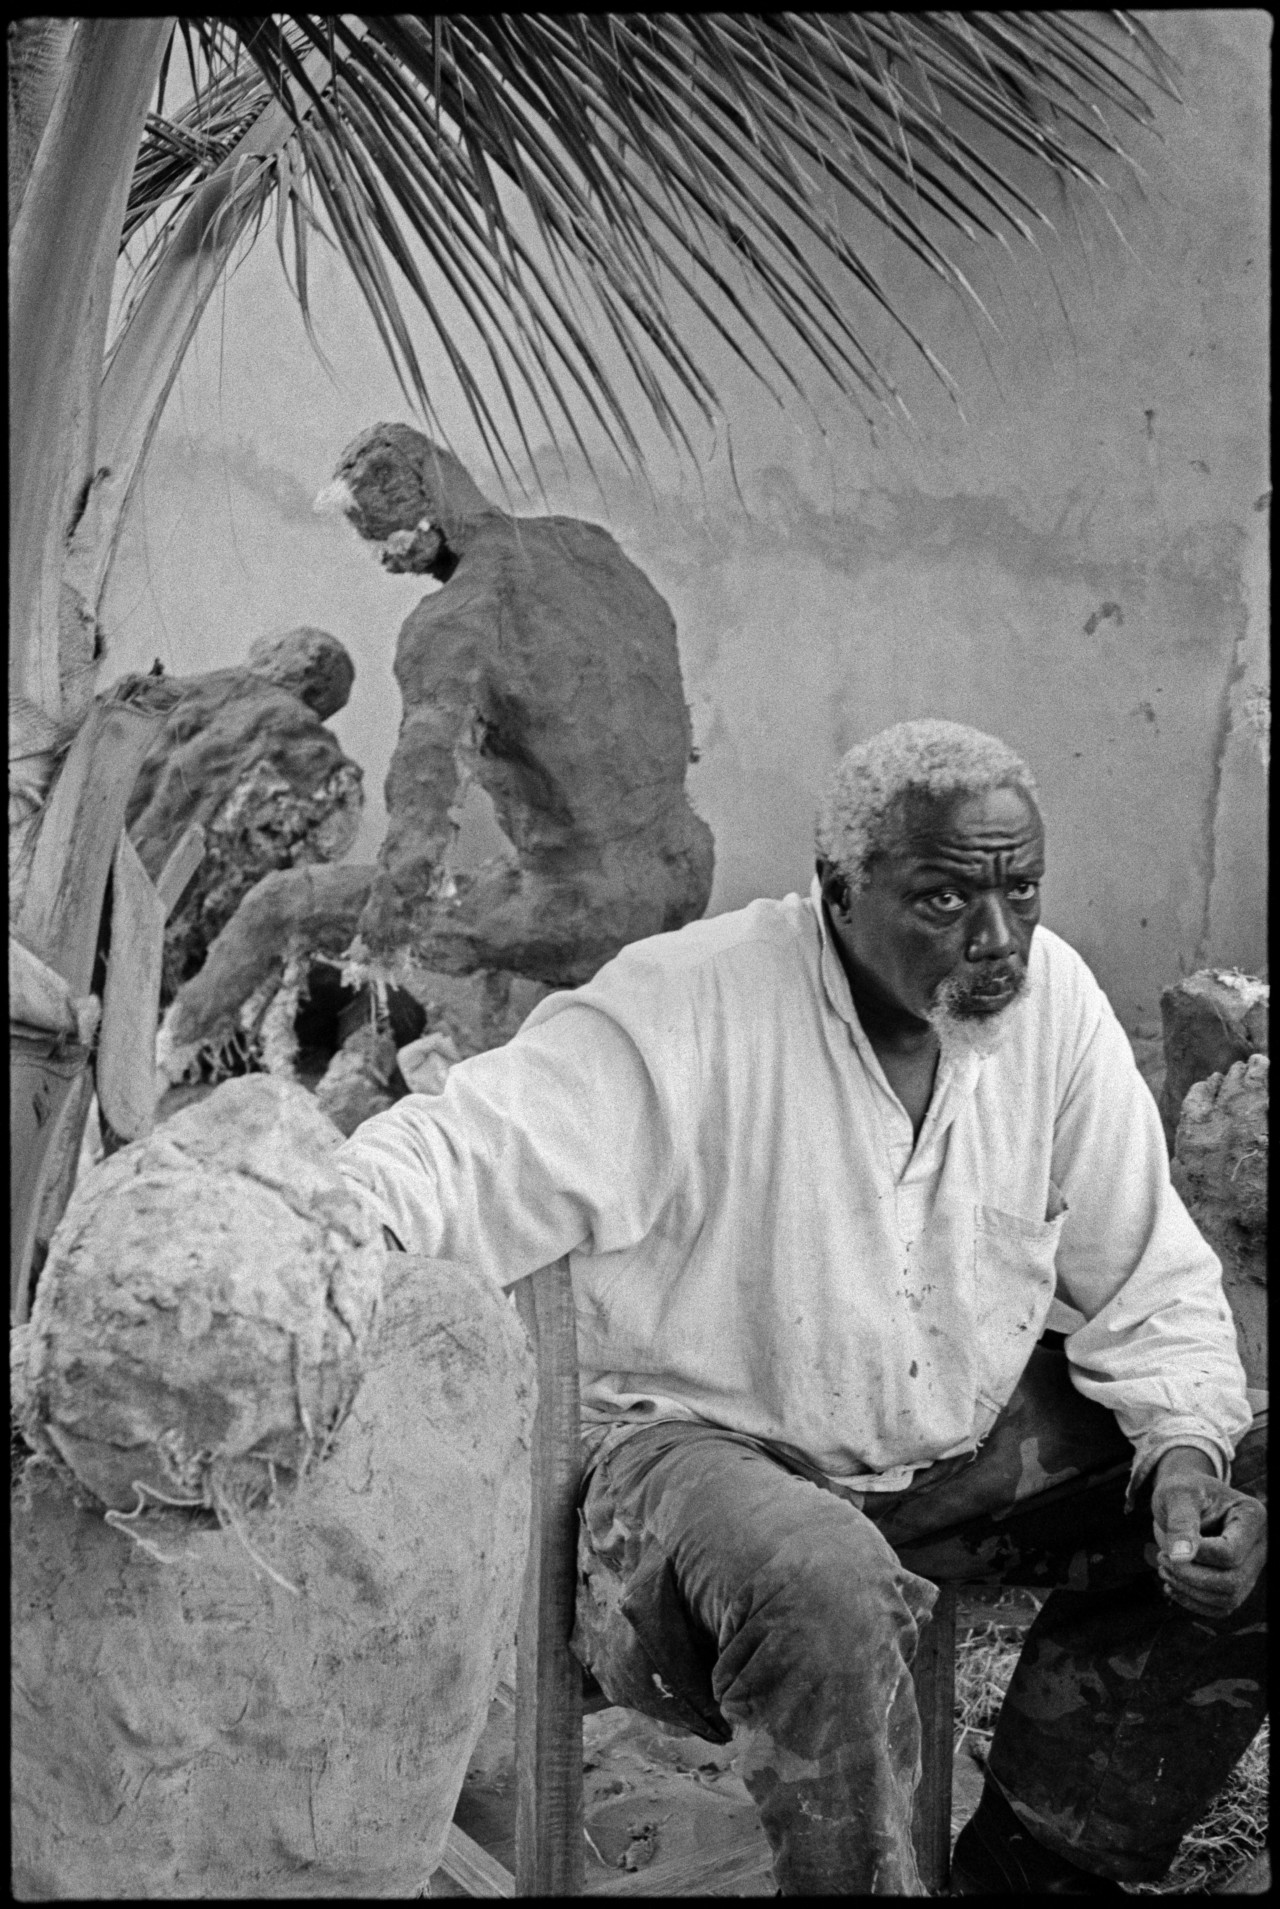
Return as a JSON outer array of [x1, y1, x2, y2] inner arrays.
[[1151, 1446, 1267, 1619]]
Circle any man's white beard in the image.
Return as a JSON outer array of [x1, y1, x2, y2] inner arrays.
[[926, 969, 1032, 1062]]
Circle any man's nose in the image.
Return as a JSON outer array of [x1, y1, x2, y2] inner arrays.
[[966, 894, 1015, 960]]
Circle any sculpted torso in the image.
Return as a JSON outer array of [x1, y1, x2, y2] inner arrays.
[[326, 424, 713, 984]]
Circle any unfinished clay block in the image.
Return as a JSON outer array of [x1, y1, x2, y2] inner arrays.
[[245, 625, 355, 721], [1159, 969, 1269, 1144], [19, 1074, 384, 1513], [397, 1030, 459, 1095], [1172, 1052, 1268, 1387], [395, 962, 552, 1060], [315, 1023, 400, 1137], [327, 424, 714, 986], [12, 1253, 534, 1898], [1173, 1053, 1268, 1236], [125, 666, 363, 998]]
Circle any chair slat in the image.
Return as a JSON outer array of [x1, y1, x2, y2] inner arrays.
[[437, 1824, 515, 1898], [513, 1259, 586, 1895], [912, 1580, 958, 1893]]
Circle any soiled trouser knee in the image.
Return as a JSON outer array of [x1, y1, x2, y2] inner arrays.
[[574, 1424, 938, 1896]]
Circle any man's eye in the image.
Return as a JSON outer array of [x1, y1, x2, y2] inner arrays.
[[1008, 881, 1040, 903], [926, 891, 966, 914]]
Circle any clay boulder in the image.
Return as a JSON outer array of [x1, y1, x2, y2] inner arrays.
[[1171, 1051, 1268, 1387]]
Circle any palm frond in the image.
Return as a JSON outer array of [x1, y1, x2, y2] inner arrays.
[[120, 12, 1181, 476]]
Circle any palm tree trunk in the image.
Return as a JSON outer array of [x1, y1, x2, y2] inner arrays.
[[9, 26, 352, 1321], [10, 17, 173, 751], [10, 20, 173, 1321], [7, 18, 77, 236]]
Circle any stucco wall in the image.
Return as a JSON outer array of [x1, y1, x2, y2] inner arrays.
[[102, 9, 1268, 1036]]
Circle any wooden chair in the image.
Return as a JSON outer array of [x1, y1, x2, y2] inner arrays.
[[442, 1256, 957, 1896]]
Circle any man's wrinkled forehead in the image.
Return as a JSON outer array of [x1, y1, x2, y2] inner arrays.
[[878, 783, 1044, 869]]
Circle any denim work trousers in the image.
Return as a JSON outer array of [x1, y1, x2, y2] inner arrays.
[[571, 1336, 1267, 1895]]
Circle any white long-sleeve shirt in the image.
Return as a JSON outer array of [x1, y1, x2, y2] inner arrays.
[[336, 881, 1251, 1492]]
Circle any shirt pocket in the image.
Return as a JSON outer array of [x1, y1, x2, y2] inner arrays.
[[972, 1203, 1067, 1421]]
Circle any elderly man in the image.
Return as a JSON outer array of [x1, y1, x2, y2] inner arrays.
[[337, 718, 1266, 1895]]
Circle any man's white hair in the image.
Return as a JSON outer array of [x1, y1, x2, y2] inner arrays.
[[815, 718, 1039, 892]]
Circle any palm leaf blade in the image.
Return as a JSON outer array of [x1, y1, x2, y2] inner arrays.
[[117, 11, 1179, 476]]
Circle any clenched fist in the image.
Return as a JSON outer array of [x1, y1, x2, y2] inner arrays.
[[1152, 1446, 1267, 1619]]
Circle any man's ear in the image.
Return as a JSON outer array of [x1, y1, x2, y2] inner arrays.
[[816, 857, 850, 917]]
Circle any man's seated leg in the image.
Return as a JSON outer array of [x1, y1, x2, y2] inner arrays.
[[976, 1415, 1265, 1890], [867, 1342, 1268, 1892], [572, 1420, 940, 1896]]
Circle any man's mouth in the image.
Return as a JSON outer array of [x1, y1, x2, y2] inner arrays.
[[947, 970, 1024, 1016], [926, 965, 1031, 1056]]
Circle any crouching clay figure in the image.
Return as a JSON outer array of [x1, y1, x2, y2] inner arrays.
[[125, 628, 363, 1001], [320, 422, 714, 986]]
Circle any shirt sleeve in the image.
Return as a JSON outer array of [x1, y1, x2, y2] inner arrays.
[[333, 999, 677, 1288], [1050, 985, 1252, 1493]]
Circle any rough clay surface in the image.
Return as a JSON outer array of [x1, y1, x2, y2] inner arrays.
[[245, 626, 356, 721], [158, 861, 553, 1080], [159, 863, 377, 1067], [1172, 1052, 1268, 1387], [1159, 969, 1269, 1146], [315, 1023, 400, 1137], [12, 1253, 534, 1898], [124, 666, 363, 1000], [395, 962, 553, 1062], [330, 423, 714, 985], [19, 1075, 384, 1512]]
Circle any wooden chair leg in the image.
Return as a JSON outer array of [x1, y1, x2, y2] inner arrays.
[[513, 1260, 585, 1895], [911, 1581, 957, 1895]]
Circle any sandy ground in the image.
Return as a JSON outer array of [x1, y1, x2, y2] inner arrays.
[[429, 1688, 987, 1896]]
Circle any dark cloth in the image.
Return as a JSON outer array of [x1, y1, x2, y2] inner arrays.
[[571, 1336, 1267, 1894]]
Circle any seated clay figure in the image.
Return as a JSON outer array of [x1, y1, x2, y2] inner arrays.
[[320, 423, 714, 987]]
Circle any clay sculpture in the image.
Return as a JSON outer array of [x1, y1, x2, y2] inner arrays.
[[321, 422, 714, 985], [124, 631, 363, 1000], [11, 1074, 534, 1897]]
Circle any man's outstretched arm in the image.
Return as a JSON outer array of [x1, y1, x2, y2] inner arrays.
[[334, 999, 676, 1287]]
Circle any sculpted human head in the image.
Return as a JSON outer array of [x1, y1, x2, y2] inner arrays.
[[316, 422, 499, 578], [815, 719, 1044, 1046]]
